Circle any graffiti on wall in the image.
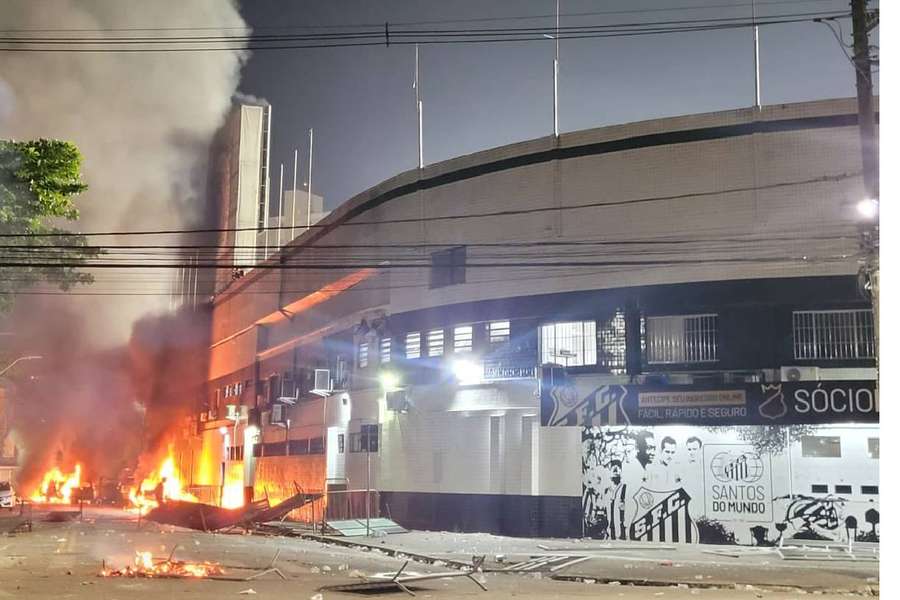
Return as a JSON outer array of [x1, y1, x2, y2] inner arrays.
[[581, 426, 879, 545], [582, 427, 702, 543], [544, 368, 879, 428]]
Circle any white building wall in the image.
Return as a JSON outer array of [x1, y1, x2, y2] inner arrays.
[[234, 105, 267, 266]]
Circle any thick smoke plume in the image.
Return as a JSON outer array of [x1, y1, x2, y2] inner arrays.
[[0, 1, 247, 486], [7, 304, 210, 493], [0, 0, 247, 346]]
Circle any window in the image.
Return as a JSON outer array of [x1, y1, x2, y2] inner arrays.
[[350, 424, 379, 453], [489, 320, 510, 344], [792, 309, 875, 360], [309, 437, 325, 454], [405, 332, 421, 359], [289, 439, 309, 455], [868, 437, 879, 459], [430, 246, 466, 288], [861, 485, 879, 495], [811, 484, 828, 494], [541, 321, 597, 367], [454, 325, 473, 352], [645, 314, 718, 364], [801, 435, 842, 458], [380, 337, 392, 363], [598, 310, 627, 373], [427, 329, 445, 357], [358, 342, 369, 369], [362, 424, 379, 452], [337, 433, 345, 454], [835, 485, 852, 495], [228, 446, 244, 461]]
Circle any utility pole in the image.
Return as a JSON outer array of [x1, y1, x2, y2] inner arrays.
[[850, 0, 879, 366]]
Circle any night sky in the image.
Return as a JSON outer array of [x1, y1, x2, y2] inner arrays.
[[237, 0, 871, 212]]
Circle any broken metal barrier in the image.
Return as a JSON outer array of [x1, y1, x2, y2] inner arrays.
[[318, 556, 488, 596]]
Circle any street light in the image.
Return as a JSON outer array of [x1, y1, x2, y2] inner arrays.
[[857, 198, 879, 220], [0, 356, 42, 378]]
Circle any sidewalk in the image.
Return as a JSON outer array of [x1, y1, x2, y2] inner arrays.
[[324, 529, 879, 594]]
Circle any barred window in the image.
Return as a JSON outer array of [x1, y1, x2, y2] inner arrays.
[[598, 310, 627, 373], [792, 309, 875, 360], [489, 320, 510, 344], [541, 321, 597, 367], [405, 332, 421, 359], [349, 424, 379, 453], [427, 329, 445, 357], [380, 337, 392, 363], [453, 325, 473, 352], [358, 342, 369, 369], [646, 314, 718, 364]]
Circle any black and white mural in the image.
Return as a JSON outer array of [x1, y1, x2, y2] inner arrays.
[[581, 425, 879, 545]]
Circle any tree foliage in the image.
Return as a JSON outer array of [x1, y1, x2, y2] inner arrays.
[[0, 139, 98, 311], [704, 424, 819, 455]]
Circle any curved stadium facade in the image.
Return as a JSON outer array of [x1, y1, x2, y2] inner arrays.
[[187, 97, 878, 545]]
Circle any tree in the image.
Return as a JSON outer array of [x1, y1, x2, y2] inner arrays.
[[703, 425, 819, 455], [0, 139, 98, 311]]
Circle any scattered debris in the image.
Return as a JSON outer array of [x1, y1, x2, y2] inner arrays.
[[319, 557, 487, 596], [242, 549, 287, 581], [501, 555, 587, 573], [324, 518, 407, 537], [145, 490, 320, 532]]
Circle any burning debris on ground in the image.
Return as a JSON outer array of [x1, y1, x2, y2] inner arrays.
[[99, 549, 225, 579]]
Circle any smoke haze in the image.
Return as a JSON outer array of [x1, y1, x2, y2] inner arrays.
[[0, 0, 247, 346], [0, 1, 246, 487]]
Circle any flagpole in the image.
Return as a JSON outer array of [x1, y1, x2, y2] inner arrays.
[[291, 149, 298, 240], [553, 0, 560, 137], [307, 128, 314, 230], [415, 44, 423, 169], [752, 0, 761, 109], [277, 163, 284, 248]]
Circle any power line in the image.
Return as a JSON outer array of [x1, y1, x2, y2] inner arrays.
[[0, 10, 848, 42], [0, 1, 852, 34], [0, 172, 860, 238], [0, 12, 850, 53]]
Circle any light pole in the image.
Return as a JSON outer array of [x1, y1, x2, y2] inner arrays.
[[0, 356, 42, 378]]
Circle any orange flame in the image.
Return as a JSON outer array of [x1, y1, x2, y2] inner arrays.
[[100, 551, 224, 578], [129, 451, 198, 512], [30, 464, 82, 504]]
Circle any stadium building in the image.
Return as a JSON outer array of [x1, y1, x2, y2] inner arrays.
[[185, 97, 878, 545]]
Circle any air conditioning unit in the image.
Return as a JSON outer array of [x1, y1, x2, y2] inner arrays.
[[780, 366, 820, 382], [311, 369, 332, 395], [226, 404, 250, 420], [270, 403, 286, 425], [386, 389, 410, 412]]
